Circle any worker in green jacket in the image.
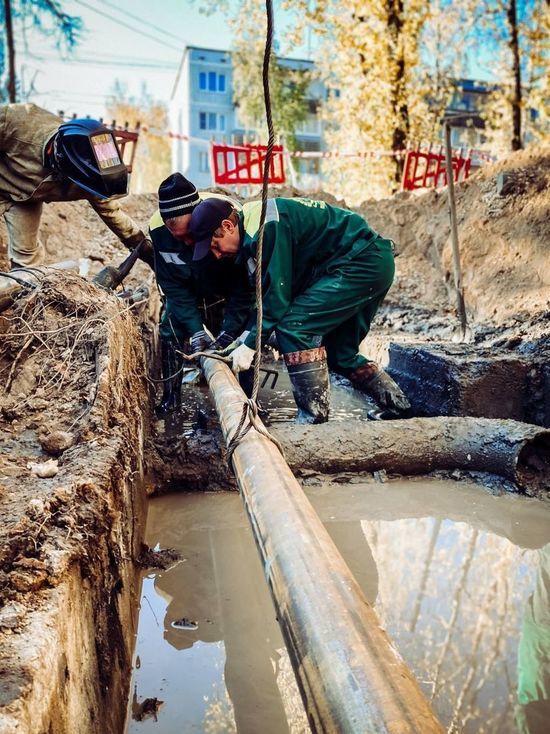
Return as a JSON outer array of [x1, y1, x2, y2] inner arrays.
[[189, 196, 410, 423], [0, 103, 152, 268], [150, 173, 252, 413]]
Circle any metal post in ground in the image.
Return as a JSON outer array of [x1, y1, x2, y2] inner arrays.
[[443, 120, 469, 341]]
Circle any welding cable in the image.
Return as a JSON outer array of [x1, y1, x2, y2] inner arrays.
[[0, 271, 38, 288]]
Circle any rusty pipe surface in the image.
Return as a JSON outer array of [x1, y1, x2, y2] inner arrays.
[[202, 357, 444, 734]]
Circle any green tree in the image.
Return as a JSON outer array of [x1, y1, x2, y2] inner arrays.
[[1, 0, 82, 102], [105, 82, 171, 194]]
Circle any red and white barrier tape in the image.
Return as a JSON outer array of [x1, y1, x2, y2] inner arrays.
[[134, 126, 495, 162]]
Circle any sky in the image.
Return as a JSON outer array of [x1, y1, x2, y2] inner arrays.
[[14, 0, 237, 120]]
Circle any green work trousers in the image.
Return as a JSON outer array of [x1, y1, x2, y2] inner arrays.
[[275, 236, 395, 373]]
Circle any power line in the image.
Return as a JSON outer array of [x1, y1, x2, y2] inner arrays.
[[72, 0, 183, 53], [95, 0, 189, 47], [20, 53, 178, 70], [17, 44, 178, 66]]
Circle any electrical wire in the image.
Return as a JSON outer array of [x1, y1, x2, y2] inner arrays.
[[72, 0, 182, 53], [95, 0, 190, 47], [18, 52, 178, 70]]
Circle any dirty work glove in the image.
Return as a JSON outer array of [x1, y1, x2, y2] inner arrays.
[[210, 330, 235, 351], [216, 330, 250, 357], [190, 329, 214, 354], [230, 344, 255, 374]]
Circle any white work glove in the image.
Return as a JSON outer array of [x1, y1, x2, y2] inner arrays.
[[230, 343, 255, 374]]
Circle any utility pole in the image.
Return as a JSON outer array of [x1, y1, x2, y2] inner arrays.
[[3, 0, 17, 102]]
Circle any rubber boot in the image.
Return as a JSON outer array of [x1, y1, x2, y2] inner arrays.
[[156, 339, 183, 415], [284, 347, 330, 424], [349, 362, 410, 417]]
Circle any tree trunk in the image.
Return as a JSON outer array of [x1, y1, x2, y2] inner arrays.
[[3, 0, 16, 102], [507, 0, 522, 150], [387, 0, 408, 187], [272, 417, 550, 494]]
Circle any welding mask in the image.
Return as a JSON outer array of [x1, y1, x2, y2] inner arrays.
[[49, 119, 129, 200]]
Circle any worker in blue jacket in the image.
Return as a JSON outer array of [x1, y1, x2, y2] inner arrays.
[[189, 196, 410, 423], [150, 173, 251, 413]]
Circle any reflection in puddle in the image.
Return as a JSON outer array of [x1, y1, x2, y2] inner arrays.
[[125, 493, 308, 734], [126, 480, 550, 734], [307, 479, 550, 734]]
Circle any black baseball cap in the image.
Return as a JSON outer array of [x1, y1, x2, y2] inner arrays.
[[190, 198, 234, 261]]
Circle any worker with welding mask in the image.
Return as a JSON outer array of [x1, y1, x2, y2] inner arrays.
[[149, 173, 252, 414], [190, 196, 411, 423], [0, 103, 152, 269]]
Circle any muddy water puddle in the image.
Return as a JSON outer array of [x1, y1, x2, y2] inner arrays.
[[126, 479, 550, 733], [161, 363, 371, 436], [125, 492, 308, 733], [307, 478, 550, 734]]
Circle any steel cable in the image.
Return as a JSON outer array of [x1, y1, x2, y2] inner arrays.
[[224, 0, 284, 462]]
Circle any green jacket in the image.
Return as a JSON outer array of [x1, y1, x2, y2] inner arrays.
[[238, 198, 380, 349], [0, 103, 143, 247], [149, 196, 251, 339]]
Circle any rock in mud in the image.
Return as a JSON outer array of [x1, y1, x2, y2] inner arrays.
[[27, 458, 59, 478], [38, 429, 75, 455]]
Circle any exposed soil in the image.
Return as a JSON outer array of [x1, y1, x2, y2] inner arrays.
[[0, 146, 548, 731]]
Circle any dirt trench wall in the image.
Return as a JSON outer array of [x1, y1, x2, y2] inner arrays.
[[0, 272, 150, 733]]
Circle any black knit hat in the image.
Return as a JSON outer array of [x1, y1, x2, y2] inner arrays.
[[158, 173, 200, 220]]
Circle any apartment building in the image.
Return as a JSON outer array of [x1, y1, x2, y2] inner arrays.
[[169, 45, 324, 190]]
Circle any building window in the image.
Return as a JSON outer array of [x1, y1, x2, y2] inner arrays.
[[296, 112, 321, 135], [199, 151, 210, 173], [198, 71, 226, 93], [199, 111, 225, 131]]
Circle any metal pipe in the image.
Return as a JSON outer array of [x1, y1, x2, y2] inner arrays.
[[273, 417, 550, 494], [203, 357, 444, 734]]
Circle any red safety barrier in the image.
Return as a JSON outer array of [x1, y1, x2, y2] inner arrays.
[[401, 147, 471, 191], [211, 143, 286, 185], [112, 129, 139, 173]]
